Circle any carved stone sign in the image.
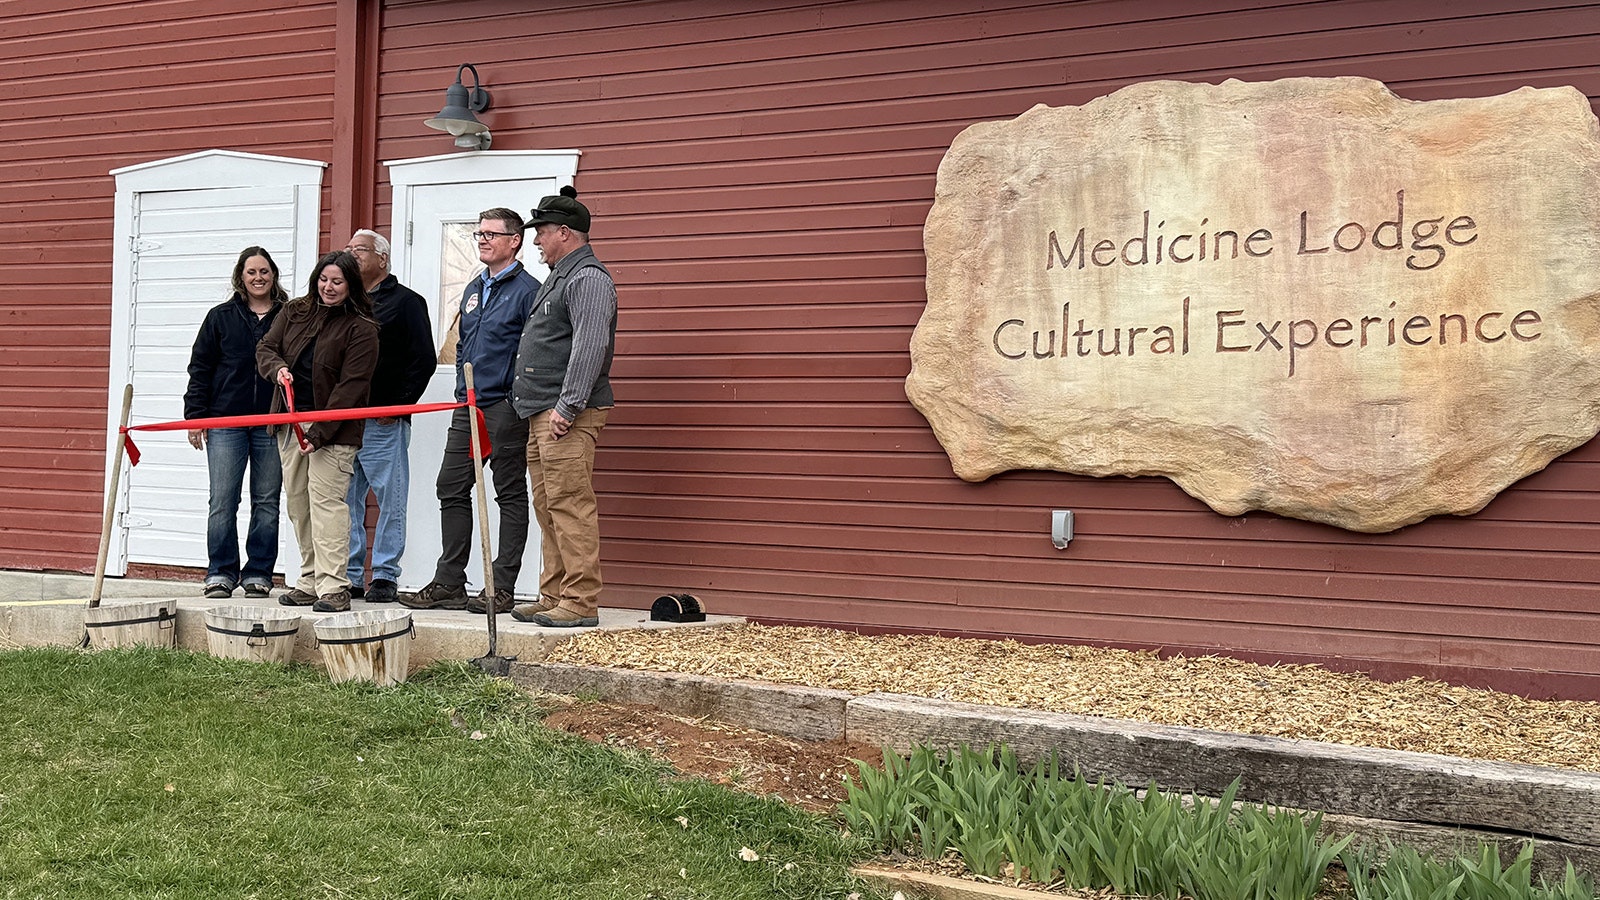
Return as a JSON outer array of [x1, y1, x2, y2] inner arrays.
[[907, 77, 1600, 532]]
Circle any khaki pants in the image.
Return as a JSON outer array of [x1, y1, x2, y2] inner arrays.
[[526, 407, 609, 616], [278, 431, 357, 597]]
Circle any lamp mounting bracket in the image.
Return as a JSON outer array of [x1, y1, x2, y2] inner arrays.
[[456, 63, 492, 113]]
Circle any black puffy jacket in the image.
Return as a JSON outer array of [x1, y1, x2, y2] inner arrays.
[[184, 292, 281, 420]]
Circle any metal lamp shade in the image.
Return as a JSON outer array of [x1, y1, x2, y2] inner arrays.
[[424, 82, 489, 137]]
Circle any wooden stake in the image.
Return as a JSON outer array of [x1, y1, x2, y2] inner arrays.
[[463, 364, 500, 658], [90, 384, 134, 610]]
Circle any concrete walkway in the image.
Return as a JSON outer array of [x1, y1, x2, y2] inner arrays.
[[0, 570, 738, 670]]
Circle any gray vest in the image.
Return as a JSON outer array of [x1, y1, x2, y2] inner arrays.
[[512, 245, 615, 417]]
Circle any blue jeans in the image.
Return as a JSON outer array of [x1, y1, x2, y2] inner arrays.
[[346, 418, 411, 585], [205, 426, 281, 588]]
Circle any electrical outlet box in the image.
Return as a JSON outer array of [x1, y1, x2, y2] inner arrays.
[[1051, 509, 1074, 549]]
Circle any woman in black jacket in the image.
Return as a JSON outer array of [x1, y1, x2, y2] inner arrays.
[[183, 246, 287, 600]]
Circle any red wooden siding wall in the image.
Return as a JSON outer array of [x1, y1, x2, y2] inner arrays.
[[5, 0, 1598, 699], [0, 0, 338, 569], [375, 0, 1600, 698]]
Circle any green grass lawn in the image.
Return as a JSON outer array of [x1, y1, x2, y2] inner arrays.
[[0, 648, 883, 899]]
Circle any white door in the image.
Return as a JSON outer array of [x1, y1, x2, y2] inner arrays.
[[122, 187, 300, 568], [107, 150, 325, 577], [386, 150, 580, 597]]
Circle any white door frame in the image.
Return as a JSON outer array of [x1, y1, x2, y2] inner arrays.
[[383, 149, 581, 595], [104, 149, 326, 575]]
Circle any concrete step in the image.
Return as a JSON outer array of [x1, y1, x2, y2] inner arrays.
[[0, 571, 739, 671]]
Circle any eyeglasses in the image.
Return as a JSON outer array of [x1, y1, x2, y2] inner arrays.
[[345, 245, 378, 255], [472, 230, 514, 241]]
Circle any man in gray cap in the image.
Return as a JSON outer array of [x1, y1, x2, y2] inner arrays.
[[510, 186, 617, 628]]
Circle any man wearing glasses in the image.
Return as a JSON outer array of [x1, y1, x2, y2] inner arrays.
[[402, 208, 540, 613], [509, 186, 618, 628], [341, 229, 435, 605]]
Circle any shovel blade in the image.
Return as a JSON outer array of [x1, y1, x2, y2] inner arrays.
[[471, 654, 516, 677]]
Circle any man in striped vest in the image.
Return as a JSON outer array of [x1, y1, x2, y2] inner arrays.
[[510, 187, 618, 628]]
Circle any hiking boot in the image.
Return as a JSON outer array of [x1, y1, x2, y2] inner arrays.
[[203, 582, 234, 600], [510, 595, 560, 622], [398, 581, 468, 610], [348, 584, 366, 600], [242, 581, 272, 599], [531, 607, 600, 628], [467, 588, 514, 615], [278, 588, 317, 607], [365, 579, 398, 604], [312, 590, 351, 613]]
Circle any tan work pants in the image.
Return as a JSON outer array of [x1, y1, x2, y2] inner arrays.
[[278, 431, 357, 597], [526, 407, 609, 617]]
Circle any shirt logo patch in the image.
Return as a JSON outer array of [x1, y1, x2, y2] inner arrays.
[[464, 292, 480, 315]]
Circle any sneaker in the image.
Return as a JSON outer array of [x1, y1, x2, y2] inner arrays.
[[531, 607, 600, 628], [365, 579, 398, 604], [510, 595, 560, 622], [398, 581, 468, 610], [278, 588, 318, 607], [348, 584, 366, 600], [202, 582, 234, 600], [242, 582, 272, 599], [312, 590, 351, 613], [466, 588, 514, 615]]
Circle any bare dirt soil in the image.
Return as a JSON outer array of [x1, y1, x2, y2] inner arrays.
[[541, 696, 882, 815]]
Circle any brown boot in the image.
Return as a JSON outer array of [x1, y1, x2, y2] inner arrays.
[[530, 606, 599, 628], [467, 588, 514, 615], [510, 595, 560, 622], [277, 587, 317, 607], [312, 589, 351, 613]]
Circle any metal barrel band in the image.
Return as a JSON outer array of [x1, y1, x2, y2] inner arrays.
[[314, 622, 415, 647], [205, 622, 300, 646], [84, 609, 176, 629]]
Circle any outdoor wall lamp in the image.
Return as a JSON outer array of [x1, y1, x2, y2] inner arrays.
[[424, 63, 493, 150]]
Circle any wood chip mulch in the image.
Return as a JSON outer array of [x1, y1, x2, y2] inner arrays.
[[546, 623, 1600, 772]]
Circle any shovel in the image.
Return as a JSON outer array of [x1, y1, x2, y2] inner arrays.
[[80, 384, 135, 647], [463, 364, 516, 676]]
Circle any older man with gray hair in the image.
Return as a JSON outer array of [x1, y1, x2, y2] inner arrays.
[[342, 228, 436, 604], [510, 187, 618, 628]]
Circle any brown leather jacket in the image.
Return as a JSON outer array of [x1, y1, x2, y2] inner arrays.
[[256, 299, 380, 449]]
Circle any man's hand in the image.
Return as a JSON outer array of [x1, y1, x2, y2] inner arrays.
[[548, 409, 572, 440], [277, 367, 292, 388], [187, 429, 205, 449], [376, 416, 399, 425]]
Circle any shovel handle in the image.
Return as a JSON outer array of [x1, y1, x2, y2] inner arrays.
[[90, 384, 135, 610], [463, 364, 500, 656]]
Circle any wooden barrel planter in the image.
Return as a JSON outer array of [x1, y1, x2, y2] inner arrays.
[[203, 606, 301, 665], [84, 599, 177, 649], [312, 610, 413, 686]]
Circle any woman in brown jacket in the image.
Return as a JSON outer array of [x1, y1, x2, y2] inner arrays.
[[256, 251, 380, 612]]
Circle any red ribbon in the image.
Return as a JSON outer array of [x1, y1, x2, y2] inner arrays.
[[120, 389, 492, 465], [283, 380, 313, 453]]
